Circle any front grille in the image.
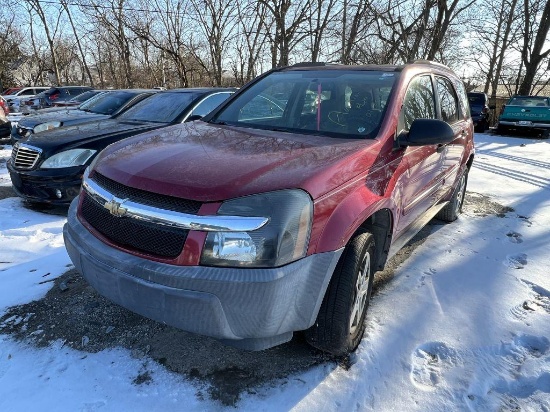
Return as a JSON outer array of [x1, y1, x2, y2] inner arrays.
[[11, 144, 41, 169], [81, 193, 188, 258], [92, 172, 202, 213]]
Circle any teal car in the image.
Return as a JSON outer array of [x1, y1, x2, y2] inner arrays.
[[497, 95, 550, 137]]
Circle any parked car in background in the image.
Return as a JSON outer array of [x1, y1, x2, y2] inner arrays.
[[2, 87, 22, 96], [0, 96, 10, 115], [0, 104, 11, 142], [497, 95, 550, 137], [52, 89, 104, 107], [4, 87, 50, 113], [20, 86, 93, 113], [8, 87, 235, 204], [12, 89, 156, 143], [467, 92, 493, 132], [63, 61, 474, 355]]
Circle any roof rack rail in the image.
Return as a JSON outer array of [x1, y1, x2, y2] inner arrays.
[[407, 59, 451, 69], [289, 62, 329, 68]]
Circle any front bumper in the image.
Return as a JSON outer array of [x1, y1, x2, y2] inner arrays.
[[8, 162, 85, 204], [64, 197, 343, 350]]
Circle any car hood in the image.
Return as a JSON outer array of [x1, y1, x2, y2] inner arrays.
[[18, 110, 107, 128], [22, 119, 168, 153], [94, 121, 382, 202]]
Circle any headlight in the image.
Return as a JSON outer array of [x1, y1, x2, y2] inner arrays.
[[201, 189, 313, 268], [33, 121, 61, 134], [40, 149, 97, 169]]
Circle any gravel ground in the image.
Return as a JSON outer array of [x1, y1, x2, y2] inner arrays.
[[0, 189, 513, 406]]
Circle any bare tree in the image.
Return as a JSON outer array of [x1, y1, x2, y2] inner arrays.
[[0, 11, 25, 88], [232, 1, 270, 84], [60, 0, 94, 86], [340, 0, 372, 64], [127, 0, 199, 87], [425, 0, 476, 61], [307, 0, 338, 62], [83, 0, 135, 88], [25, 0, 64, 85], [518, 0, 550, 94], [259, 0, 313, 67], [468, 0, 521, 100], [190, 0, 238, 86]]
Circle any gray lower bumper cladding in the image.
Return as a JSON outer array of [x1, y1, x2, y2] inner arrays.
[[63, 198, 343, 350]]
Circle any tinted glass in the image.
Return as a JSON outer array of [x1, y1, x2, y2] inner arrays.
[[402, 75, 436, 130], [468, 94, 486, 105], [80, 91, 141, 115], [118, 92, 198, 123], [45, 88, 60, 97], [213, 70, 396, 138], [191, 92, 233, 117], [455, 82, 470, 118], [71, 90, 101, 103], [436, 76, 459, 124], [508, 96, 549, 107]]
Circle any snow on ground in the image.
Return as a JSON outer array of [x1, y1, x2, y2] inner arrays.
[[1, 134, 549, 411], [0, 146, 12, 186]]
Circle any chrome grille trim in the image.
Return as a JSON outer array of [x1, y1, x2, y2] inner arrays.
[[12, 143, 42, 170], [82, 170, 269, 232]]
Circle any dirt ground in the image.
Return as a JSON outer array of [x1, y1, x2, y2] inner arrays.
[[0, 189, 514, 406]]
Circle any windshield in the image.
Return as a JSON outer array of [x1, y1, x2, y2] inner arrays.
[[468, 94, 486, 105], [508, 96, 549, 107], [211, 70, 396, 138], [71, 90, 101, 104], [117, 92, 197, 123], [34, 90, 48, 99], [79, 91, 140, 115]]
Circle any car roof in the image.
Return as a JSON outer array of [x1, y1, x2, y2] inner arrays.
[[278, 60, 455, 74], [162, 87, 237, 93], [102, 89, 158, 94]]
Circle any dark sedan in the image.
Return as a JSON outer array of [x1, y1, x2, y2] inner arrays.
[[12, 89, 157, 143], [8, 88, 236, 204], [23, 86, 93, 112]]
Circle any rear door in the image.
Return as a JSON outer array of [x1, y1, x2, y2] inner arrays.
[[434, 75, 469, 198]]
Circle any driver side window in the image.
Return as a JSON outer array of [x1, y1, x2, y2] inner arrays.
[[401, 75, 436, 131]]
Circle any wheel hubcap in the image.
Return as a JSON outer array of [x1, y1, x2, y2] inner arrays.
[[349, 251, 371, 335]]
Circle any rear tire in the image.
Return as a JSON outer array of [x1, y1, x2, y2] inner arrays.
[[436, 170, 468, 222], [305, 231, 375, 356]]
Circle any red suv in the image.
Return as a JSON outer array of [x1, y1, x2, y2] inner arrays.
[[64, 61, 474, 355]]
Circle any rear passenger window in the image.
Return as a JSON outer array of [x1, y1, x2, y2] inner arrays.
[[436, 77, 459, 124], [454, 81, 469, 119], [401, 75, 436, 131]]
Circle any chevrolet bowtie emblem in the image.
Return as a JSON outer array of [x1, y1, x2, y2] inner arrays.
[[104, 198, 128, 217]]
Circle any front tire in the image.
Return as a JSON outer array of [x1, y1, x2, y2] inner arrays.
[[305, 231, 375, 355]]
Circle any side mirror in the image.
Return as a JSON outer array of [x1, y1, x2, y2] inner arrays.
[[399, 118, 455, 147], [185, 114, 203, 122]]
